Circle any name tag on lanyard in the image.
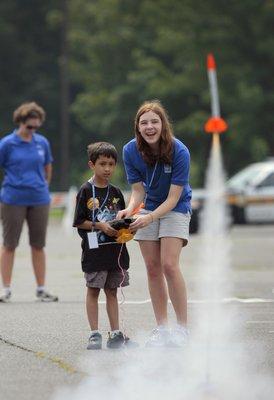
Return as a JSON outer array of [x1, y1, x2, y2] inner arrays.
[[87, 231, 99, 249]]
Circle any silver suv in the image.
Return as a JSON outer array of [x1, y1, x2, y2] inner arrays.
[[190, 159, 274, 233]]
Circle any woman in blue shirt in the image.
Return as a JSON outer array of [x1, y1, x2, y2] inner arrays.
[[118, 100, 192, 347], [0, 102, 58, 302]]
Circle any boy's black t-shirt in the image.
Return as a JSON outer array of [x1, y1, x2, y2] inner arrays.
[[73, 181, 130, 273]]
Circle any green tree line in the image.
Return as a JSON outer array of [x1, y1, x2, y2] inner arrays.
[[1, 0, 274, 190]]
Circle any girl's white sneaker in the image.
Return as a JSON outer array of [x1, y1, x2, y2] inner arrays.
[[168, 325, 189, 347], [145, 326, 170, 347]]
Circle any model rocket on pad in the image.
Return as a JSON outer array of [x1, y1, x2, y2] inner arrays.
[[204, 53, 228, 136]]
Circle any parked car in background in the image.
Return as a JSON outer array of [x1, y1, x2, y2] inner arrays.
[[190, 159, 274, 233]]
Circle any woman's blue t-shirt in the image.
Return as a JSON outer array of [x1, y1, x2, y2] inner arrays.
[[123, 138, 192, 214], [0, 131, 53, 206]]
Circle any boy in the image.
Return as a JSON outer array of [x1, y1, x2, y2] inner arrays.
[[73, 142, 132, 350]]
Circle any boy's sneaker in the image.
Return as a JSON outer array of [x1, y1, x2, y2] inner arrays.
[[168, 325, 189, 347], [145, 326, 170, 347], [0, 291, 11, 303], [36, 290, 58, 302], [87, 332, 102, 350], [106, 331, 133, 349]]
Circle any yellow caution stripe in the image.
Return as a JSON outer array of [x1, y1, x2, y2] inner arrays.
[[0, 336, 85, 376], [227, 195, 274, 206]]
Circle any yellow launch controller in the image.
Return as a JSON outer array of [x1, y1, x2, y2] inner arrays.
[[110, 218, 136, 243]]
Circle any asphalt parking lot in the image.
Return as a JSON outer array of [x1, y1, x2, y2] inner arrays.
[[0, 220, 274, 400]]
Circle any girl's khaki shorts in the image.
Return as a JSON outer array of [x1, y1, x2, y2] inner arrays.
[[134, 209, 191, 247]]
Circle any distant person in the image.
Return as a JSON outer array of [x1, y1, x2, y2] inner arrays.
[[0, 102, 58, 303], [118, 100, 192, 347], [73, 142, 135, 350]]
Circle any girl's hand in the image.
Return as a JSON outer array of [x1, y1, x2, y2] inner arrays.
[[116, 209, 131, 220], [129, 214, 153, 230], [97, 222, 118, 237]]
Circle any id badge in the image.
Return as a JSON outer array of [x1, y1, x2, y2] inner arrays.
[[87, 231, 99, 249]]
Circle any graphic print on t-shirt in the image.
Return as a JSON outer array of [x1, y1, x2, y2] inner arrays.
[[73, 182, 130, 272], [86, 195, 121, 245]]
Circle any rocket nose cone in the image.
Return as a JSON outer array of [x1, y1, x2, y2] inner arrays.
[[207, 53, 216, 70]]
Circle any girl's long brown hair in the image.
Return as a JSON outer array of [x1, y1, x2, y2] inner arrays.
[[134, 100, 174, 165]]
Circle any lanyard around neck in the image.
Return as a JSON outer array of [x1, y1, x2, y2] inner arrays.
[[144, 161, 158, 203], [89, 180, 110, 223]]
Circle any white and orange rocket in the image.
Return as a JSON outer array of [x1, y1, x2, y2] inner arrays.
[[204, 53, 228, 135]]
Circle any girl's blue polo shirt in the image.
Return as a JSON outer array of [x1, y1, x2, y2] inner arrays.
[[0, 131, 53, 206], [123, 138, 192, 214]]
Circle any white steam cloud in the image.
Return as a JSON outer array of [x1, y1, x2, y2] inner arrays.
[[52, 136, 273, 400]]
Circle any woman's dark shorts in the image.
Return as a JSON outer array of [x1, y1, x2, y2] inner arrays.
[[1, 203, 50, 249]]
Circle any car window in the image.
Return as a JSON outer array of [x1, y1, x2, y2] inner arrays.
[[227, 164, 264, 190], [257, 172, 274, 188]]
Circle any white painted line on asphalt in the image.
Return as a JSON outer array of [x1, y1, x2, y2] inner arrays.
[[246, 321, 274, 324], [98, 297, 274, 305], [111, 299, 151, 304], [188, 298, 274, 304], [223, 297, 274, 303]]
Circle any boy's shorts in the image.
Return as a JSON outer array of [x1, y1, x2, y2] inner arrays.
[[134, 209, 191, 247], [84, 269, 129, 289]]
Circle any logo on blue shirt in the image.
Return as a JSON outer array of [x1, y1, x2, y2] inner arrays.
[[36, 145, 45, 157]]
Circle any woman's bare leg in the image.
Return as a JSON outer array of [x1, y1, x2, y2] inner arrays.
[[31, 246, 46, 286], [160, 237, 187, 326], [0, 246, 15, 287], [139, 241, 168, 326]]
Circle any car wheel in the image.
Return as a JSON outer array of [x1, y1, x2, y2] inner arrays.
[[231, 205, 246, 224], [190, 209, 199, 233]]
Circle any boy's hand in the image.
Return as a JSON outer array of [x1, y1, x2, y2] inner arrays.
[[97, 222, 118, 237]]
